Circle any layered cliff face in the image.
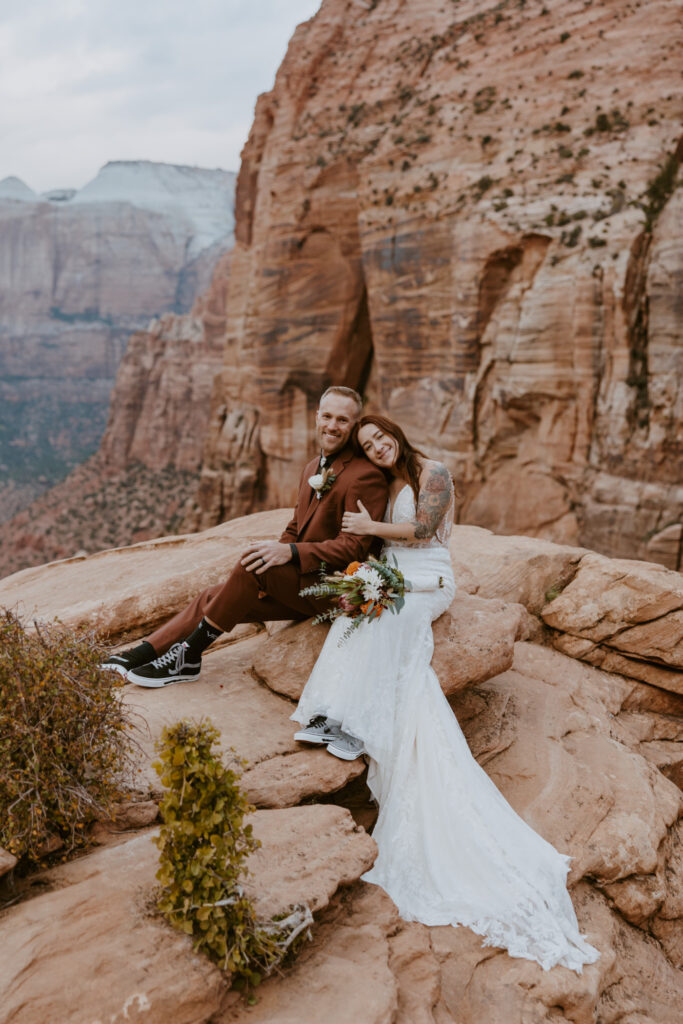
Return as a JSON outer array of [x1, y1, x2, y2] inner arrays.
[[188, 0, 682, 569], [0, 253, 231, 576], [0, 161, 235, 519]]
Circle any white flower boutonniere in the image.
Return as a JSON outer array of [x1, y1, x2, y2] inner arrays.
[[308, 466, 337, 499]]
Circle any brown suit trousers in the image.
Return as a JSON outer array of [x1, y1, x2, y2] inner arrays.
[[147, 446, 388, 655]]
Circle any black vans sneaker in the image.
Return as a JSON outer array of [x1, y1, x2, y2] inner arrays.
[[101, 641, 156, 678], [126, 642, 202, 688]]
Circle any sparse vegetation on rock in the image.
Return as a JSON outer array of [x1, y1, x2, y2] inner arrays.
[[642, 146, 681, 230], [154, 719, 312, 989], [0, 611, 135, 864]]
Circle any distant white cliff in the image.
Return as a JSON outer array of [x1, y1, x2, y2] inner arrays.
[[1, 160, 235, 256], [0, 176, 38, 201], [71, 161, 236, 257], [0, 160, 236, 521]]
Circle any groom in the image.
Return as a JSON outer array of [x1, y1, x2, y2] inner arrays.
[[104, 386, 388, 687]]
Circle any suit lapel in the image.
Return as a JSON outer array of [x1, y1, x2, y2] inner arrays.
[[298, 447, 352, 534], [298, 456, 320, 529]]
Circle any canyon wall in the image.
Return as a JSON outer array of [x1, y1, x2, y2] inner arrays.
[[0, 161, 235, 519], [186, 0, 682, 569], [0, 254, 230, 576]]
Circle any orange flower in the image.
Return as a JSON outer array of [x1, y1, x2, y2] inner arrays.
[[360, 601, 372, 614], [345, 561, 361, 575]]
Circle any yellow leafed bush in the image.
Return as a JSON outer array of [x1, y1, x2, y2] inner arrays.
[[154, 719, 312, 990]]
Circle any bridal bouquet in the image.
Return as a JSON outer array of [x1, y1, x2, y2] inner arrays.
[[300, 555, 410, 644]]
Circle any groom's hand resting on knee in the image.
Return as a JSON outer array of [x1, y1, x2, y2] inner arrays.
[[241, 541, 293, 575]]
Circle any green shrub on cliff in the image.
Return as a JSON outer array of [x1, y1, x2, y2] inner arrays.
[[0, 611, 136, 863], [154, 719, 312, 989]]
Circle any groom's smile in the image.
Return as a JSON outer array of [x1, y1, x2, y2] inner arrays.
[[315, 393, 358, 457]]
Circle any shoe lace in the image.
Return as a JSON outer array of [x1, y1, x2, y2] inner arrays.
[[151, 643, 186, 670], [308, 714, 328, 728]]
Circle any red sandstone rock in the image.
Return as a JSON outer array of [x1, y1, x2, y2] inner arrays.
[[0, 806, 375, 1024], [542, 552, 683, 693], [0, 509, 290, 640], [251, 589, 528, 701], [1, 510, 682, 1021], [242, 749, 366, 809], [449, 524, 586, 613], [125, 636, 366, 806], [183, 0, 682, 576]]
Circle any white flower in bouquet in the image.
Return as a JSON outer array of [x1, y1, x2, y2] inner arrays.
[[355, 565, 382, 586], [354, 565, 383, 601], [308, 473, 324, 490], [362, 580, 382, 602], [299, 553, 410, 646]]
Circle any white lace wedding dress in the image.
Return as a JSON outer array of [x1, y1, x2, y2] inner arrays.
[[292, 483, 600, 972]]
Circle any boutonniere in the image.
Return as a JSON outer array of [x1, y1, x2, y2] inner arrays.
[[308, 466, 337, 499]]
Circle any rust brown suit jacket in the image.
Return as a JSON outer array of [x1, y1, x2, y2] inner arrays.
[[279, 445, 389, 574], [147, 445, 389, 654]]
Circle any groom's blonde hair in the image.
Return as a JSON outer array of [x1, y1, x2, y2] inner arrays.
[[319, 386, 363, 418]]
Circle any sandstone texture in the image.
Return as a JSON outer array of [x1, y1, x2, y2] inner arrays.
[[0, 512, 552, 647], [0, 833, 227, 1024], [253, 590, 529, 701], [6, 1, 681, 585], [2, 0, 682, 1016], [0, 160, 235, 527], [221, 639, 683, 1024], [542, 551, 683, 694], [2, 511, 682, 1022], [449, 524, 586, 612], [0, 806, 374, 1024], [0, 509, 289, 641], [2, 509, 679, 701], [176, 0, 682, 576], [127, 632, 366, 806]]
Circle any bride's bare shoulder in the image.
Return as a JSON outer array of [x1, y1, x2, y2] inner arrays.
[[417, 460, 451, 490]]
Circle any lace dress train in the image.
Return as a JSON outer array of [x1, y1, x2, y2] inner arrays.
[[291, 486, 599, 973]]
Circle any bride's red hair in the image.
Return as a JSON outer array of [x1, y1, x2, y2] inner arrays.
[[354, 415, 426, 505]]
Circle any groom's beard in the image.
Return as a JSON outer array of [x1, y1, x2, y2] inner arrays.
[[317, 434, 352, 458]]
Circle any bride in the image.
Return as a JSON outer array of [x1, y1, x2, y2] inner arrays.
[[291, 414, 600, 973]]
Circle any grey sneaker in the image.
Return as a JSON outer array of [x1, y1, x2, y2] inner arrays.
[[294, 714, 342, 745], [326, 730, 365, 761]]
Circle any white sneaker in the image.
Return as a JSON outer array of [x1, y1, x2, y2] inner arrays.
[[294, 715, 342, 745], [326, 730, 365, 761]]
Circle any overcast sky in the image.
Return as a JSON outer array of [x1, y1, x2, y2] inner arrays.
[[0, 0, 322, 192]]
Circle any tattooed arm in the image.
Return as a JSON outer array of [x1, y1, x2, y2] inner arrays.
[[414, 463, 452, 538], [342, 461, 453, 540]]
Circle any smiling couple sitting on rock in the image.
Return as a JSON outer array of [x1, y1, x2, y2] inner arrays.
[[104, 384, 601, 971], [103, 384, 390, 759]]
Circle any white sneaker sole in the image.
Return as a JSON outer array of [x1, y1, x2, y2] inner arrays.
[[326, 742, 365, 761], [127, 671, 200, 688], [100, 662, 130, 678], [294, 731, 332, 745]]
